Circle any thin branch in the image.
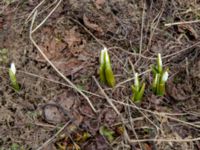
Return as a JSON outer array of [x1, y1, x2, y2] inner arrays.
[[129, 136, 200, 143], [36, 121, 70, 150], [92, 76, 120, 115], [31, 0, 62, 34], [165, 20, 200, 27], [25, 0, 45, 22]]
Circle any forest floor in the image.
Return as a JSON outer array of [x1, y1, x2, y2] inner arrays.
[[0, 0, 200, 150]]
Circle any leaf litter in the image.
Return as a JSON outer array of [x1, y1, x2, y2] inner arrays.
[[0, 0, 200, 149]]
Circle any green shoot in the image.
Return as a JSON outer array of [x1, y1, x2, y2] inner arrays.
[[99, 47, 116, 87], [99, 126, 115, 142], [131, 73, 145, 103], [152, 53, 169, 96], [9, 63, 20, 92]]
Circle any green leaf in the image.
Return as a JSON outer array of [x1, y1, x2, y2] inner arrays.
[[151, 65, 158, 76], [11, 143, 20, 150], [105, 62, 115, 87], [157, 83, 165, 96], [99, 126, 115, 142], [131, 85, 137, 93], [9, 69, 20, 92], [152, 73, 159, 93], [99, 64, 106, 83], [134, 83, 145, 103], [157, 53, 162, 73]]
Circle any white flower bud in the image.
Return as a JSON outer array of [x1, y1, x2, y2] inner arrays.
[[10, 63, 16, 75], [162, 71, 168, 82], [134, 73, 139, 89]]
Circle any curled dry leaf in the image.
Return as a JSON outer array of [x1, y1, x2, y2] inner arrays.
[[94, 0, 106, 9], [167, 81, 191, 101], [56, 93, 75, 110], [64, 27, 82, 48], [54, 58, 85, 77], [83, 14, 103, 33]]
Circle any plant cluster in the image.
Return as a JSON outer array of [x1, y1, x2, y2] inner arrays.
[[8, 47, 168, 101], [99, 48, 169, 102]]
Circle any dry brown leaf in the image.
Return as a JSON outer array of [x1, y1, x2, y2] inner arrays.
[[83, 14, 103, 33], [57, 96, 75, 110], [178, 24, 198, 40], [94, 0, 106, 9], [64, 27, 82, 48], [54, 58, 85, 76]]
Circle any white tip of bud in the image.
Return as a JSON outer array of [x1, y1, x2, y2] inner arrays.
[[101, 47, 110, 63], [134, 73, 139, 88], [158, 53, 162, 66], [162, 71, 168, 82], [102, 47, 107, 52], [100, 47, 108, 64], [10, 62, 16, 74]]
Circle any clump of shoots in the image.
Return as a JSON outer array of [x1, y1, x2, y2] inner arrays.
[[131, 73, 145, 103], [152, 53, 169, 96], [9, 63, 20, 92], [99, 47, 116, 87]]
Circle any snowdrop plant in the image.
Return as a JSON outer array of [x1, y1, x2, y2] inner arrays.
[[9, 62, 20, 91], [152, 53, 169, 96], [99, 47, 116, 87], [131, 73, 145, 102]]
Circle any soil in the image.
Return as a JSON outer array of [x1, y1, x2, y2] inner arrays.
[[0, 0, 200, 150]]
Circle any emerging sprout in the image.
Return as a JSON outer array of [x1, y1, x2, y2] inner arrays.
[[99, 47, 116, 87], [151, 53, 169, 96], [99, 126, 115, 142], [131, 73, 145, 103], [9, 62, 20, 92]]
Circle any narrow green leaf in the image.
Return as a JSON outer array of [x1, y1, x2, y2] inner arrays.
[[104, 50, 115, 87], [99, 48, 106, 83], [105, 62, 116, 87], [157, 53, 162, 73], [152, 73, 159, 93], [151, 65, 158, 76], [134, 83, 145, 103], [131, 85, 137, 93], [99, 126, 115, 142], [99, 64, 106, 83], [9, 69, 20, 92], [157, 83, 165, 96]]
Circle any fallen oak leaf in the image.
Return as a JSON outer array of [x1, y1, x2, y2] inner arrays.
[[83, 14, 103, 33]]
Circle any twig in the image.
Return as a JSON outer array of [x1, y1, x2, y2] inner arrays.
[[134, 0, 146, 67], [31, 0, 62, 34], [92, 76, 120, 115], [126, 98, 143, 149], [25, 0, 45, 22], [165, 20, 200, 27], [36, 121, 70, 150], [129, 136, 200, 143], [29, 5, 97, 113]]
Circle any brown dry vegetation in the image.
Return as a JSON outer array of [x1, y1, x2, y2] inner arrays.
[[0, 0, 200, 150]]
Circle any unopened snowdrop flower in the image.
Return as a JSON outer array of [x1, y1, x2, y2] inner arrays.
[[9, 62, 20, 91], [131, 72, 145, 103], [99, 47, 115, 87], [151, 53, 169, 96]]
